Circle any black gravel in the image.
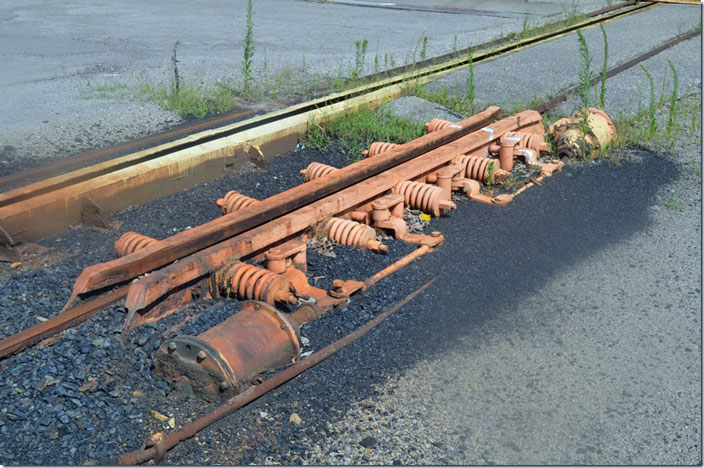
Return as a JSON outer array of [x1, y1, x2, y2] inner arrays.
[[0, 142, 678, 464]]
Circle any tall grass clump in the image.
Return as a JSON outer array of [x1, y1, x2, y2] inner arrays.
[[640, 65, 657, 137], [576, 29, 593, 158], [305, 106, 424, 159], [242, 0, 255, 93], [465, 48, 475, 112], [666, 59, 679, 142], [351, 39, 369, 80], [599, 24, 608, 108], [420, 36, 428, 60], [576, 29, 592, 112]]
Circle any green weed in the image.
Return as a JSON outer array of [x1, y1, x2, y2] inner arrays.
[[465, 48, 475, 113], [576, 29, 593, 159], [242, 0, 255, 93], [599, 24, 608, 109], [640, 65, 657, 138], [351, 39, 369, 80], [305, 105, 424, 159], [666, 60, 678, 143], [657, 193, 684, 211], [420, 36, 428, 61]]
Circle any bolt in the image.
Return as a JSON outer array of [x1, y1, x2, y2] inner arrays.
[[254, 303, 261, 310], [332, 279, 344, 289], [219, 380, 229, 392], [431, 231, 441, 237], [167, 342, 177, 353], [196, 350, 207, 362]]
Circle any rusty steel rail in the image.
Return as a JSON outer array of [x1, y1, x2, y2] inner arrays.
[[0, 286, 128, 358], [116, 278, 436, 466]]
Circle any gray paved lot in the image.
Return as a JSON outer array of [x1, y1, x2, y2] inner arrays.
[[0, 0, 604, 173], [427, 3, 701, 112]]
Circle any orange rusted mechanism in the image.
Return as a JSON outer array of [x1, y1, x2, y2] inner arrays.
[[114, 232, 157, 257], [425, 118, 459, 133], [548, 107, 617, 159], [214, 262, 297, 304], [318, 217, 388, 253], [392, 180, 455, 217], [216, 190, 259, 215], [455, 154, 506, 183], [299, 162, 338, 182], [153, 300, 301, 400], [503, 131, 551, 153], [362, 142, 399, 158]]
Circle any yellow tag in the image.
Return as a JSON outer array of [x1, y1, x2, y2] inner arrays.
[[420, 213, 431, 222]]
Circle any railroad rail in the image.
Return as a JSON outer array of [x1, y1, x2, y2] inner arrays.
[[0, 105, 618, 362], [0, 0, 662, 246]]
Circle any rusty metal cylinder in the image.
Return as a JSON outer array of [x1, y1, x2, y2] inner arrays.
[[216, 190, 259, 215], [549, 108, 617, 159], [392, 181, 455, 217], [216, 262, 296, 305], [114, 232, 157, 257], [153, 301, 301, 400], [299, 162, 338, 182], [498, 136, 521, 171], [320, 217, 387, 253], [424, 118, 459, 133], [362, 142, 399, 158]]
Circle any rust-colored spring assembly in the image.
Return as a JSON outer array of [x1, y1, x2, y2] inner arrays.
[[424, 118, 458, 133], [454, 154, 504, 183], [299, 162, 338, 182], [217, 262, 297, 305], [114, 232, 157, 257], [362, 142, 399, 158], [503, 131, 550, 153], [216, 190, 259, 215], [392, 181, 456, 217], [319, 217, 388, 253]]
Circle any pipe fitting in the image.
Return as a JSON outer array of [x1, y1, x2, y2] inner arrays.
[[114, 232, 157, 257], [153, 301, 300, 400], [216, 190, 259, 215]]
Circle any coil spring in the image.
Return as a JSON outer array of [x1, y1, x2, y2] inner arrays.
[[114, 232, 157, 257], [300, 162, 338, 182], [320, 217, 386, 253], [216, 190, 259, 215], [455, 154, 499, 182], [503, 131, 547, 153], [424, 118, 454, 133], [218, 262, 296, 304], [392, 181, 453, 217], [362, 142, 399, 158]]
